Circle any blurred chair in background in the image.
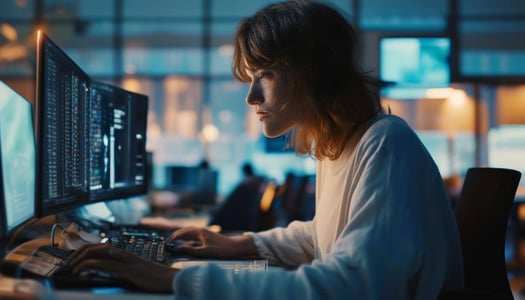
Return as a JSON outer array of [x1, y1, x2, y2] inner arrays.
[[208, 163, 268, 232]]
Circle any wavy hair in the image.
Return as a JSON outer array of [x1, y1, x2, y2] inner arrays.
[[232, 0, 383, 160]]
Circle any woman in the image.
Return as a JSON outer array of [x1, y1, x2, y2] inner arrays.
[[66, 1, 463, 298]]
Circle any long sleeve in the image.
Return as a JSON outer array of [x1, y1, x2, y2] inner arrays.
[[174, 260, 372, 300], [173, 115, 463, 300], [245, 220, 315, 267]]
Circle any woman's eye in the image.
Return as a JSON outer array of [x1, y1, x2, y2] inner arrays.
[[257, 71, 273, 80]]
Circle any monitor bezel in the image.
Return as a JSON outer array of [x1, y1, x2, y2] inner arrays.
[[35, 31, 92, 217], [35, 32, 149, 218]]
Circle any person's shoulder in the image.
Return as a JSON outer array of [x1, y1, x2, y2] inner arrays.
[[372, 113, 408, 127], [354, 114, 423, 155], [367, 114, 414, 137]]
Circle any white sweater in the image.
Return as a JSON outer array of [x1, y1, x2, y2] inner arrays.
[[173, 114, 464, 300]]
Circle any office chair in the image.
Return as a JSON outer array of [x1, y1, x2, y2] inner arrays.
[[439, 167, 521, 300], [280, 173, 309, 223], [208, 176, 268, 232]]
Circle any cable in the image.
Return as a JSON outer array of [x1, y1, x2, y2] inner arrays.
[[49, 223, 64, 248]]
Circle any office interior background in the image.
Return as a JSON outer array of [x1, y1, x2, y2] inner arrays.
[[0, 0, 524, 199]]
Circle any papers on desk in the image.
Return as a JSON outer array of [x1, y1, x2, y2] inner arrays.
[[171, 259, 268, 273]]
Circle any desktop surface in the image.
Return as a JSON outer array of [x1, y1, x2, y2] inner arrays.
[[0, 213, 267, 299]]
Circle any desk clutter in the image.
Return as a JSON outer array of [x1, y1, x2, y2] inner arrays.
[[0, 218, 268, 293]]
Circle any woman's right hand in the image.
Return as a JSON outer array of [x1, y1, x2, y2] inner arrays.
[[168, 226, 259, 259], [64, 243, 177, 293]]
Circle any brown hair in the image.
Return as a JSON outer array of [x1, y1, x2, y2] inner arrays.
[[233, 0, 383, 160]]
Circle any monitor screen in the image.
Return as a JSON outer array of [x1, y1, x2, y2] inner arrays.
[[457, 19, 525, 83], [35, 32, 149, 217], [0, 81, 36, 238], [379, 36, 451, 98], [35, 31, 91, 216], [165, 165, 218, 206], [88, 81, 148, 202]]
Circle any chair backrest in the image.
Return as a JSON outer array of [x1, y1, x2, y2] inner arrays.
[[208, 176, 267, 232], [454, 167, 521, 296], [280, 173, 309, 222]]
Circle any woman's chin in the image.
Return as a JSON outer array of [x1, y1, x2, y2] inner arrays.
[[262, 129, 286, 138]]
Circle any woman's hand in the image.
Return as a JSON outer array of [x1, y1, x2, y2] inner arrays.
[[64, 243, 177, 293], [168, 226, 260, 259]]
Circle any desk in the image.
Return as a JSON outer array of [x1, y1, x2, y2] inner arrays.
[[0, 220, 267, 299], [0, 275, 173, 300], [55, 290, 173, 300]]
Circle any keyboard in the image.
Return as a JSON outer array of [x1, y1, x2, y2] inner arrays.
[[101, 224, 183, 263], [0, 227, 189, 289], [0, 239, 178, 289], [102, 224, 172, 239], [106, 235, 170, 263]]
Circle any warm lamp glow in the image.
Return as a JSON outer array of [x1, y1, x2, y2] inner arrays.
[[415, 89, 474, 132], [200, 124, 219, 142], [260, 181, 276, 213], [122, 78, 141, 93], [0, 43, 27, 61], [518, 204, 525, 222], [382, 90, 474, 133], [0, 24, 25, 62], [448, 89, 467, 108], [1, 23, 18, 42], [425, 88, 452, 99]]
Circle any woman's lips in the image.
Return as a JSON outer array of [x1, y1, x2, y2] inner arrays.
[[256, 111, 268, 121]]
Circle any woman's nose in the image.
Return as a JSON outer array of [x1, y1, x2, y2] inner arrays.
[[245, 81, 264, 106]]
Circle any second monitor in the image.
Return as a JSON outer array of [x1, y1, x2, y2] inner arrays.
[[0, 81, 36, 240], [88, 81, 148, 203], [35, 31, 149, 217]]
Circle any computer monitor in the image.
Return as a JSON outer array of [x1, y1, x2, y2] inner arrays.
[[35, 31, 92, 216], [88, 81, 148, 202], [379, 36, 451, 99], [165, 165, 218, 207], [0, 81, 36, 239], [166, 165, 201, 192], [35, 31, 149, 217]]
